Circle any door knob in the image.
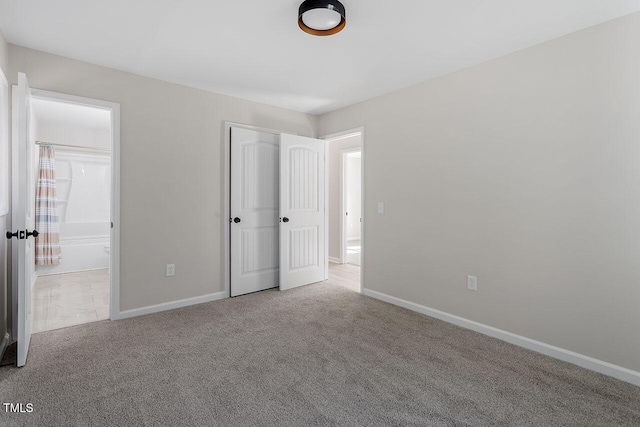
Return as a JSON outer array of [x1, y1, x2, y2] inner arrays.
[[233, 217, 241, 223], [282, 217, 289, 223], [6, 230, 39, 239]]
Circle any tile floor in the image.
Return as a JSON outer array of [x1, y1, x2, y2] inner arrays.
[[328, 262, 360, 292], [347, 239, 361, 266], [32, 269, 110, 333]]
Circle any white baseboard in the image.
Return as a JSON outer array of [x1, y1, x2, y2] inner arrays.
[[328, 257, 342, 264], [363, 288, 640, 387], [115, 291, 227, 320], [0, 332, 10, 360]]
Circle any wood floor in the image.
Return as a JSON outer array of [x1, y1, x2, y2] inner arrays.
[[33, 269, 110, 333], [328, 262, 360, 292]]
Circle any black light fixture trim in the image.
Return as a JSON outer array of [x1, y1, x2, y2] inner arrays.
[[298, 0, 346, 36]]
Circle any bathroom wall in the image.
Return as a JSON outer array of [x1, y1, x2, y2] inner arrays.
[[37, 123, 110, 150]]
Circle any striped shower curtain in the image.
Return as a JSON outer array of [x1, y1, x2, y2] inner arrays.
[[35, 146, 62, 265]]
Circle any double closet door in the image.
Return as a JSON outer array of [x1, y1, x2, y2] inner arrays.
[[230, 127, 325, 297]]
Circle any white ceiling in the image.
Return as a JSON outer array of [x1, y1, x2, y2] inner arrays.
[[32, 98, 111, 131], [2, 1, 639, 115]]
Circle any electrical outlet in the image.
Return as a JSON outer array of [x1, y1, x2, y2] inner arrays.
[[467, 275, 477, 291], [166, 264, 175, 277]]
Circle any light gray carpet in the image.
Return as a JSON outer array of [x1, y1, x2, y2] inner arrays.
[[0, 281, 638, 426]]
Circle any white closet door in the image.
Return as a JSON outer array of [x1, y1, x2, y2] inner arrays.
[[230, 127, 280, 297], [11, 73, 36, 366], [279, 134, 325, 290]]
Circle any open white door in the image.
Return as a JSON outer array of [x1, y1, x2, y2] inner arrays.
[[11, 72, 37, 367], [230, 127, 280, 297], [279, 134, 325, 290]]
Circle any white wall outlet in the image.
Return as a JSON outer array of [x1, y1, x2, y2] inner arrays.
[[467, 275, 477, 291], [377, 202, 384, 214], [166, 264, 176, 277]]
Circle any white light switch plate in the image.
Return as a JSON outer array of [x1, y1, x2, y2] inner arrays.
[[377, 202, 384, 214]]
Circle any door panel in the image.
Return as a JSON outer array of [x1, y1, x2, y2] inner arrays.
[[12, 73, 35, 367], [230, 127, 279, 297], [280, 134, 325, 290], [289, 226, 318, 270]]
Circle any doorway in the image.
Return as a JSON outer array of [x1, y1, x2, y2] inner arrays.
[[32, 91, 113, 333], [323, 130, 363, 293], [10, 75, 120, 365], [7, 73, 120, 367], [29, 96, 113, 332]]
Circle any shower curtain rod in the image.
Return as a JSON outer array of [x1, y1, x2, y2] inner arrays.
[[36, 140, 111, 153]]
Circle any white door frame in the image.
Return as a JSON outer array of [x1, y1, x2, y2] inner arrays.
[[321, 127, 365, 294], [0, 69, 8, 217], [340, 147, 362, 264], [0, 69, 7, 355], [223, 122, 294, 298], [28, 88, 121, 322]]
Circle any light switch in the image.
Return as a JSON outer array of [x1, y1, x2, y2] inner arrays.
[[377, 202, 384, 214]]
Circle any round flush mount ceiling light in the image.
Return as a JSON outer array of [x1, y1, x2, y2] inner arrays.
[[298, 0, 346, 36]]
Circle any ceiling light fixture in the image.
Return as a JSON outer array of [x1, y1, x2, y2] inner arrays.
[[298, 0, 346, 36]]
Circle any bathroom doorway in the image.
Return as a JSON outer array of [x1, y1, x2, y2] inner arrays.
[[28, 92, 118, 333]]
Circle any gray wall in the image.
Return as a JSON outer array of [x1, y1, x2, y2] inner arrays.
[[318, 12, 640, 372], [0, 30, 7, 73], [9, 45, 316, 312], [0, 29, 9, 350]]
